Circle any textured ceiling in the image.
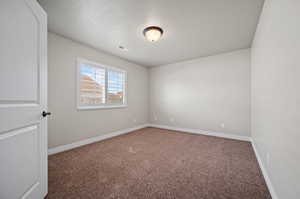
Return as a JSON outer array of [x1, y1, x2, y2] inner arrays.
[[39, 0, 264, 67]]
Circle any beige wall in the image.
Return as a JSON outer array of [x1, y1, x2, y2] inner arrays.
[[251, 0, 300, 198], [149, 49, 251, 137], [48, 32, 149, 148]]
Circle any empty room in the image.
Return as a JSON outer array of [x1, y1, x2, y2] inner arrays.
[[0, 0, 299, 199]]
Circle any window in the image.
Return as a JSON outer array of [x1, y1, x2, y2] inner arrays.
[[77, 58, 126, 109]]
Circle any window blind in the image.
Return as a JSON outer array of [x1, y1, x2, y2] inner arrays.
[[107, 70, 125, 104], [79, 64, 105, 105]]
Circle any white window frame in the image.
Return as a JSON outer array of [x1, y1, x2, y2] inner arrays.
[[77, 58, 127, 110]]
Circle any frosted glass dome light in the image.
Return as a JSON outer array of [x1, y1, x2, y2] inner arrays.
[[143, 26, 163, 42]]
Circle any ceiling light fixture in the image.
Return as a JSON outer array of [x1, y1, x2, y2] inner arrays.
[[143, 26, 163, 42]]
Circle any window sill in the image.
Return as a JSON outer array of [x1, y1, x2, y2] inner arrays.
[[77, 104, 128, 110]]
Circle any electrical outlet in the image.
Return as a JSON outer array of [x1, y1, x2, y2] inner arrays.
[[133, 118, 137, 123], [153, 114, 157, 121], [170, 117, 175, 123], [221, 123, 225, 128]]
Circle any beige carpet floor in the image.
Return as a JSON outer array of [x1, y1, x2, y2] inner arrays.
[[47, 127, 271, 199]]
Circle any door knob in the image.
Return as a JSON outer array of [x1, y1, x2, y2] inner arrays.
[[42, 111, 51, 117]]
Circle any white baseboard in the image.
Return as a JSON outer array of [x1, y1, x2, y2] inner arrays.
[[48, 123, 250, 155], [251, 140, 279, 199], [148, 123, 251, 142], [48, 124, 149, 155]]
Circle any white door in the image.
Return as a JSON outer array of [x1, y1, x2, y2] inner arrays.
[[0, 0, 48, 198]]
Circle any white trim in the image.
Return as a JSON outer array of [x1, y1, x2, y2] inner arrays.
[[148, 124, 251, 142], [76, 57, 127, 110], [48, 124, 149, 155], [251, 140, 279, 199], [77, 104, 128, 110], [48, 123, 250, 155]]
